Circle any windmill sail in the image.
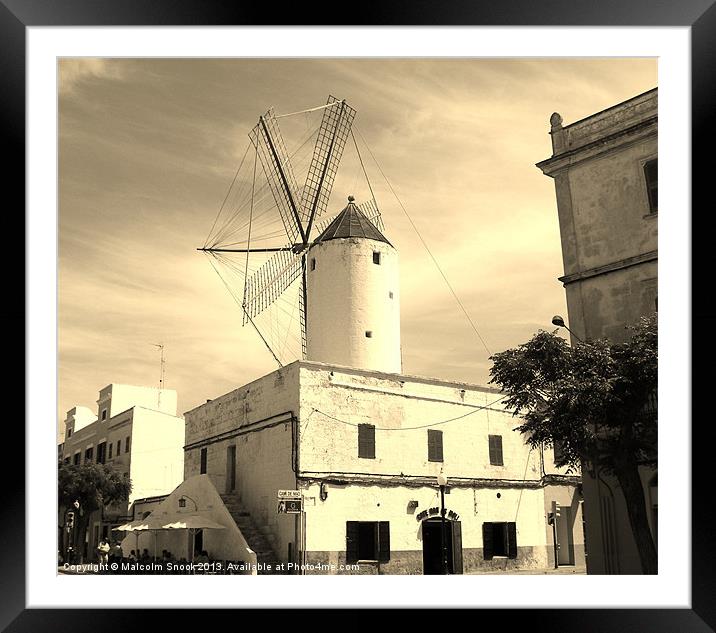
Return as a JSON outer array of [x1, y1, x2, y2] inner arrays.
[[243, 245, 303, 322], [250, 108, 304, 245], [300, 96, 357, 236], [202, 96, 381, 366]]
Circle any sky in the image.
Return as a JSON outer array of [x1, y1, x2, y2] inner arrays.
[[58, 57, 657, 436]]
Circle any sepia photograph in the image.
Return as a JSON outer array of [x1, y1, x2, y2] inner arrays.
[[56, 57, 659, 579]]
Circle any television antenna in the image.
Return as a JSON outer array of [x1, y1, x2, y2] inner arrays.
[[153, 343, 165, 407]]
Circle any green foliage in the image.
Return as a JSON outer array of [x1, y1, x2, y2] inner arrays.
[[58, 462, 132, 512], [489, 314, 657, 476]]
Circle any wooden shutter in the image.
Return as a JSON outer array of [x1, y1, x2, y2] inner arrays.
[[378, 522, 391, 563], [346, 521, 360, 564], [428, 429, 443, 462], [489, 435, 503, 466], [482, 522, 494, 560], [358, 424, 375, 459], [452, 521, 463, 574], [644, 158, 658, 213], [507, 522, 518, 559]]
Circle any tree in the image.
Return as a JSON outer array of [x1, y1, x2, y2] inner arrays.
[[58, 463, 132, 562], [489, 314, 657, 574]]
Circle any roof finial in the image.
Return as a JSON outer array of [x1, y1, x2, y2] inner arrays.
[[347, 195, 355, 203]]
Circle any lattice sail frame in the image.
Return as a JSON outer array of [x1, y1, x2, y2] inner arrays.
[[249, 108, 303, 246], [242, 96, 358, 323], [300, 96, 356, 230]]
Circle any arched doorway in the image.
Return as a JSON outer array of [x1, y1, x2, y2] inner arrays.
[[421, 518, 463, 575]]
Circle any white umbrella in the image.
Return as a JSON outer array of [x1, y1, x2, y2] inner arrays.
[[162, 517, 226, 531], [115, 518, 166, 561]]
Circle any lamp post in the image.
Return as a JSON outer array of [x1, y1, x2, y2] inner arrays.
[[66, 499, 80, 564], [179, 495, 200, 567], [551, 314, 614, 573], [437, 472, 449, 575]]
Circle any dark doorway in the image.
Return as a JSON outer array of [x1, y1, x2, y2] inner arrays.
[[193, 529, 203, 559], [226, 445, 236, 493], [422, 519, 455, 574]]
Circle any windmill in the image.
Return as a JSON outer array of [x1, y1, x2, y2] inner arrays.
[[199, 96, 385, 365]]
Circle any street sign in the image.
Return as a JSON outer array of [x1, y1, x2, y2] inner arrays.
[[277, 490, 302, 499], [277, 498, 303, 514]]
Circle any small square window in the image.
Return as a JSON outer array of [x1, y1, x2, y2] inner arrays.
[[365, 331, 373, 338], [372, 251, 381, 265]]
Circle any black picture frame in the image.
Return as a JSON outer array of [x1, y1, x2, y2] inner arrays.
[[8, 1, 709, 630]]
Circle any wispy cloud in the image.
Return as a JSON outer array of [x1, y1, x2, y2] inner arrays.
[[58, 58, 657, 434]]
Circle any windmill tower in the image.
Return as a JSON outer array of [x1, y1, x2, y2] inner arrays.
[[200, 96, 399, 373], [306, 196, 401, 373]]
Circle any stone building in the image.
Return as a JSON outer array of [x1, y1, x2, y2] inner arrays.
[[181, 202, 584, 574], [536, 88, 658, 574], [59, 384, 185, 560]]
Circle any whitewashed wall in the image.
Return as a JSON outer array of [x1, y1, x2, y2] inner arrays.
[[306, 237, 401, 374]]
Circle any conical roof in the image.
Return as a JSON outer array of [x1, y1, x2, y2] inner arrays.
[[313, 198, 391, 246]]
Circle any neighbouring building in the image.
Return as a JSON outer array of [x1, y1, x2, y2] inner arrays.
[[179, 201, 584, 574], [59, 384, 185, 561], [536, 88, 658, 574]]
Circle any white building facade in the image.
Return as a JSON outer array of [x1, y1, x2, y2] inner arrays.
[[184, 361, 584, 574], [59, 384, 185, 560]]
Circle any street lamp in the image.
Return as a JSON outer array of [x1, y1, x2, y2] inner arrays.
[[437, 471, 449, 575], [551, 314, 584, 344]]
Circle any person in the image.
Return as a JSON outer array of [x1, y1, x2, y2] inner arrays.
[[97, 539, 110, 566], [128, 550, 137, 562], [109, 541, 123, 566]]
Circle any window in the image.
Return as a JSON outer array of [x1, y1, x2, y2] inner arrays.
[[73, 452, 81, 465], [644, 158, 657, 213], [67, 428, 72, 438], [346, 521, 390, 564], [365, 331, 373, 338], [97, 442, 107, 464], [117, 440, 121, 456], [125, 436, 130, 454], [372, 251, 381, 265], [358, 424, 375, 459], [310, 258, 316, 271], [108, 443, 113, 459], [101, 409, 107, 421], [389, 291, 394, 299], [553, 440, 565, 465], [64, 457, 70, 464], [488, 435, 503, 466], [84, 446, 94, 463], [200, 447, 208, 474], [482, 522, 517, 559], [427, 429, 444, 462]]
